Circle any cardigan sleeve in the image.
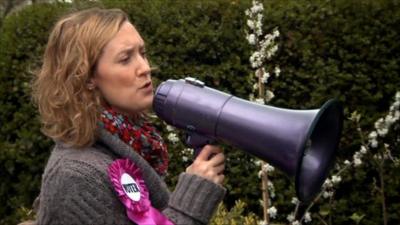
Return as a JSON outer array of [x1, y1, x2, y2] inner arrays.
[[163, 173, 226, 225]]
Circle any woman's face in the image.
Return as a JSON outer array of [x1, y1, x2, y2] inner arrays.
[[93, 21, 153, 116]]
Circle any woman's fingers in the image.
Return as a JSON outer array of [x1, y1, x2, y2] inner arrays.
[[213, 174, 225, 185], [196, 145, 222, 161], [186, 145, 226, 185], [208, 152, 225, 166], [214, 163, 225, 174]]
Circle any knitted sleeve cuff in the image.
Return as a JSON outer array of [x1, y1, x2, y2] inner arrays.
[[168, 172, 226, 224]]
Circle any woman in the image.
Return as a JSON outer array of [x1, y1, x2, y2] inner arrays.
[[32, 7, 225, 225]]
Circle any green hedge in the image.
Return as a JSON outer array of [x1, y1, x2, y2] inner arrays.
[[0, 3, 69, 225], [0, 0, 399, 224]]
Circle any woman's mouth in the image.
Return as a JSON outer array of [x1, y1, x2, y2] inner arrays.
[[140, 81, 153, 92]]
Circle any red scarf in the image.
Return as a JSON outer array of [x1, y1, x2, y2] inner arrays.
[[99, 106, 168, 176]]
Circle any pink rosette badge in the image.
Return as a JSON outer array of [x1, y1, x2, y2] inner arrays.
[[108, 158, 174, 225]]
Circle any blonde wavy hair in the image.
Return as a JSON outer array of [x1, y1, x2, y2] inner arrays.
[[32, 8, 129, 148]]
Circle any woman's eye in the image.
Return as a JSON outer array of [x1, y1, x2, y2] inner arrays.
[[140, 50, 147, 58], [120, 56, 130, 64]]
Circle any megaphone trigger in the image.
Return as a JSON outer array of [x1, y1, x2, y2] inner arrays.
[[184, 130, 217, 158]]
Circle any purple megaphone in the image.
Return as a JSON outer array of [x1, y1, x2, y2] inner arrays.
[[153, 77, 343, 202]]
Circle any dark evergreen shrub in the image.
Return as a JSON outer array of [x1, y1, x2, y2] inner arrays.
[[0, 0, 398, 224]]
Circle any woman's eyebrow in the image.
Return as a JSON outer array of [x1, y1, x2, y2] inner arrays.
[[117, 44, 145, 57], [116, 47, 135, 57]]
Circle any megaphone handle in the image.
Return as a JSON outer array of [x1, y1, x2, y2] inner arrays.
[[184, 132, 216, 158]]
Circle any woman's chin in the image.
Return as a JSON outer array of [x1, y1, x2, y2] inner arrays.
[[136, 98, 154, 114]]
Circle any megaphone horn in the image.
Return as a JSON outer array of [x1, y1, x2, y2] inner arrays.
[[153, 77, 343, 202]]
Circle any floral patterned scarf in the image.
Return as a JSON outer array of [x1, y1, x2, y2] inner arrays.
[[99, 106, 168, 176]]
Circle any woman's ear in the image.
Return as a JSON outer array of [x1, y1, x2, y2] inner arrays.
[[87, 78, 97, 90]]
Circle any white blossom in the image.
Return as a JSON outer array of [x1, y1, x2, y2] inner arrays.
[[395, 91, 400, 101], [390, 104, 397, 112], [246, 0, 280, 80], [374, 118, 384, 129], [249, 93, 255, 101], [287, 213, 295, 222], [382, 151, 390, 160], [257, 13, 263, 24], [274, 66, 281, 77], [370, 139, 378, 148], [323, 178, 333, 188], [266, 45, 278, 59], [394, 111, 400, 120], [260, 36, 272, 49], [360, 145, 367, 154], [256, 22, 263, 36], [253, 83, 259, 90], [371, 92, 400, 141], [268, 181, 275, 190], [374, 154, 383, 160], [344, 160, 351, 165], [291, 197, 299, 205], [262, 163, 275, 172], [258, 170, 263, 178], [250, 1, 264, 14], [265, 90, 275, 102], [166, 125, 175, 132], [256, 20, 262, 30], [353, 157, 362, 166], [331, 175, 342, 184], [273, 29, 280, 38], [323, 191, 333, 198], [353, 150, 363, 165], [261, 72, 270, 83], [304, 212, 312, 223], [375, 118, 391, 137], [292, 221, 300, 225], [247, 20, 255, 29], [183, 148, 194, 155], [268, 206, 277, 218], [247, 33, 256, 45], [385, 114, 396, 124], [255, 98, 265, 105], [250, 51, 263, 68], [257, 220, 266, 225], [384, 143, 390, 149], [270, 190, 276, 199], [267, 164, 275, 172], [368, 131, 378, 139], [167, 133, 179, 143]]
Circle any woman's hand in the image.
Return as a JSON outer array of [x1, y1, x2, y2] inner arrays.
[[185, 145, 225, 185]]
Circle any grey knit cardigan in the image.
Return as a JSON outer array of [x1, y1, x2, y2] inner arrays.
[[36, 128, 226, 225]]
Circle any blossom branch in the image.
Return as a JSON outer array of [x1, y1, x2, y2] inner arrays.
[[245, 1, 281, 223]]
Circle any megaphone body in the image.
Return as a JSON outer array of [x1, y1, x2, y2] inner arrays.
[[153, 77, 343, 202]]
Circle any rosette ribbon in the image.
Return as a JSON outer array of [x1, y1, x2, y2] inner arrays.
[[108, 158, 174, 225]]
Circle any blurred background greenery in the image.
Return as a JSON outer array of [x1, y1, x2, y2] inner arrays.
[[0, 0, 399, 224]]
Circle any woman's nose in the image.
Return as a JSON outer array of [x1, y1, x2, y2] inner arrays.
[[137, 55, 151, 77]]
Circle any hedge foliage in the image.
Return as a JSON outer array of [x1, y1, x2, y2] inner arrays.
[[0, 0, 399, 224]]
